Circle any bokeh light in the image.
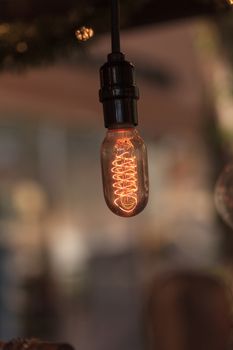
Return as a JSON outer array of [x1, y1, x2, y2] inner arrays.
[[75, 27, 94, 42]]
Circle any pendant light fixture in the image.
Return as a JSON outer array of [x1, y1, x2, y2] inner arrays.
[[99, 0, 149, 217]]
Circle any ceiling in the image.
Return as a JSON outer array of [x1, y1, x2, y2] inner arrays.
[[0, 0, 232, 23], [0, 0, 232, 70]]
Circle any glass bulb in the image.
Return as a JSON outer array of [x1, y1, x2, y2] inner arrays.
[[215, 163, 233, 229], [101, 128, 149, 217]]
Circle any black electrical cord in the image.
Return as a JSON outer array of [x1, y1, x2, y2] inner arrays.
[[99, 0, 139, 129], [111, 0, 121, 53]]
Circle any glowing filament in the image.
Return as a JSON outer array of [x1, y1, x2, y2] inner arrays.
[[111, 138, 138, 213]]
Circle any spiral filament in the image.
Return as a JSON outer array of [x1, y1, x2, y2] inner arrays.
[[111, 138, 138, 213]]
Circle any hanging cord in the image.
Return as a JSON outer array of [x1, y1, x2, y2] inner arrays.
[[111, 0, 121, 53]]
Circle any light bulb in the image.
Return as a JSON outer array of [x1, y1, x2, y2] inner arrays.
[[101, 128, 149, 217], [215, 163, 233, 229], [99, 49, 149, 216]]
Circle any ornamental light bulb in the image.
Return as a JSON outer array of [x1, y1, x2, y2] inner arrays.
[[215, 163, 233, 229], [99, 0, 149, 217], [101, 128, 149, 217], [99, 52, 149, 217]]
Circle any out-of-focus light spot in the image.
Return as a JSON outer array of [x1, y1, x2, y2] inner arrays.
[[75, 26, 94, 42], [49, 224, 88, 277], [16, 41, 28, 53], [12, 180, 48, 218], [0, 23, 10, 35], [228, 0, 233, 4]]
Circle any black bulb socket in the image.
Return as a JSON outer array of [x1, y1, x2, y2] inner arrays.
[[99, 52, 139, 129]]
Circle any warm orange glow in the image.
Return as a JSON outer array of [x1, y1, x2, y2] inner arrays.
[[75, 27, 94, 42], [0, 23, 10, 35], [111, 138, 138, 213], [16, 41, 28, 53], [228, 0, 233, 4]]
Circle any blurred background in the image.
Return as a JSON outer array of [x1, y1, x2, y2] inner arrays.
[[0, 0, 233, 349]]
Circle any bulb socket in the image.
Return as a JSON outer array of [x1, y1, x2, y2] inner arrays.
[[99, 52, 139, 129]]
